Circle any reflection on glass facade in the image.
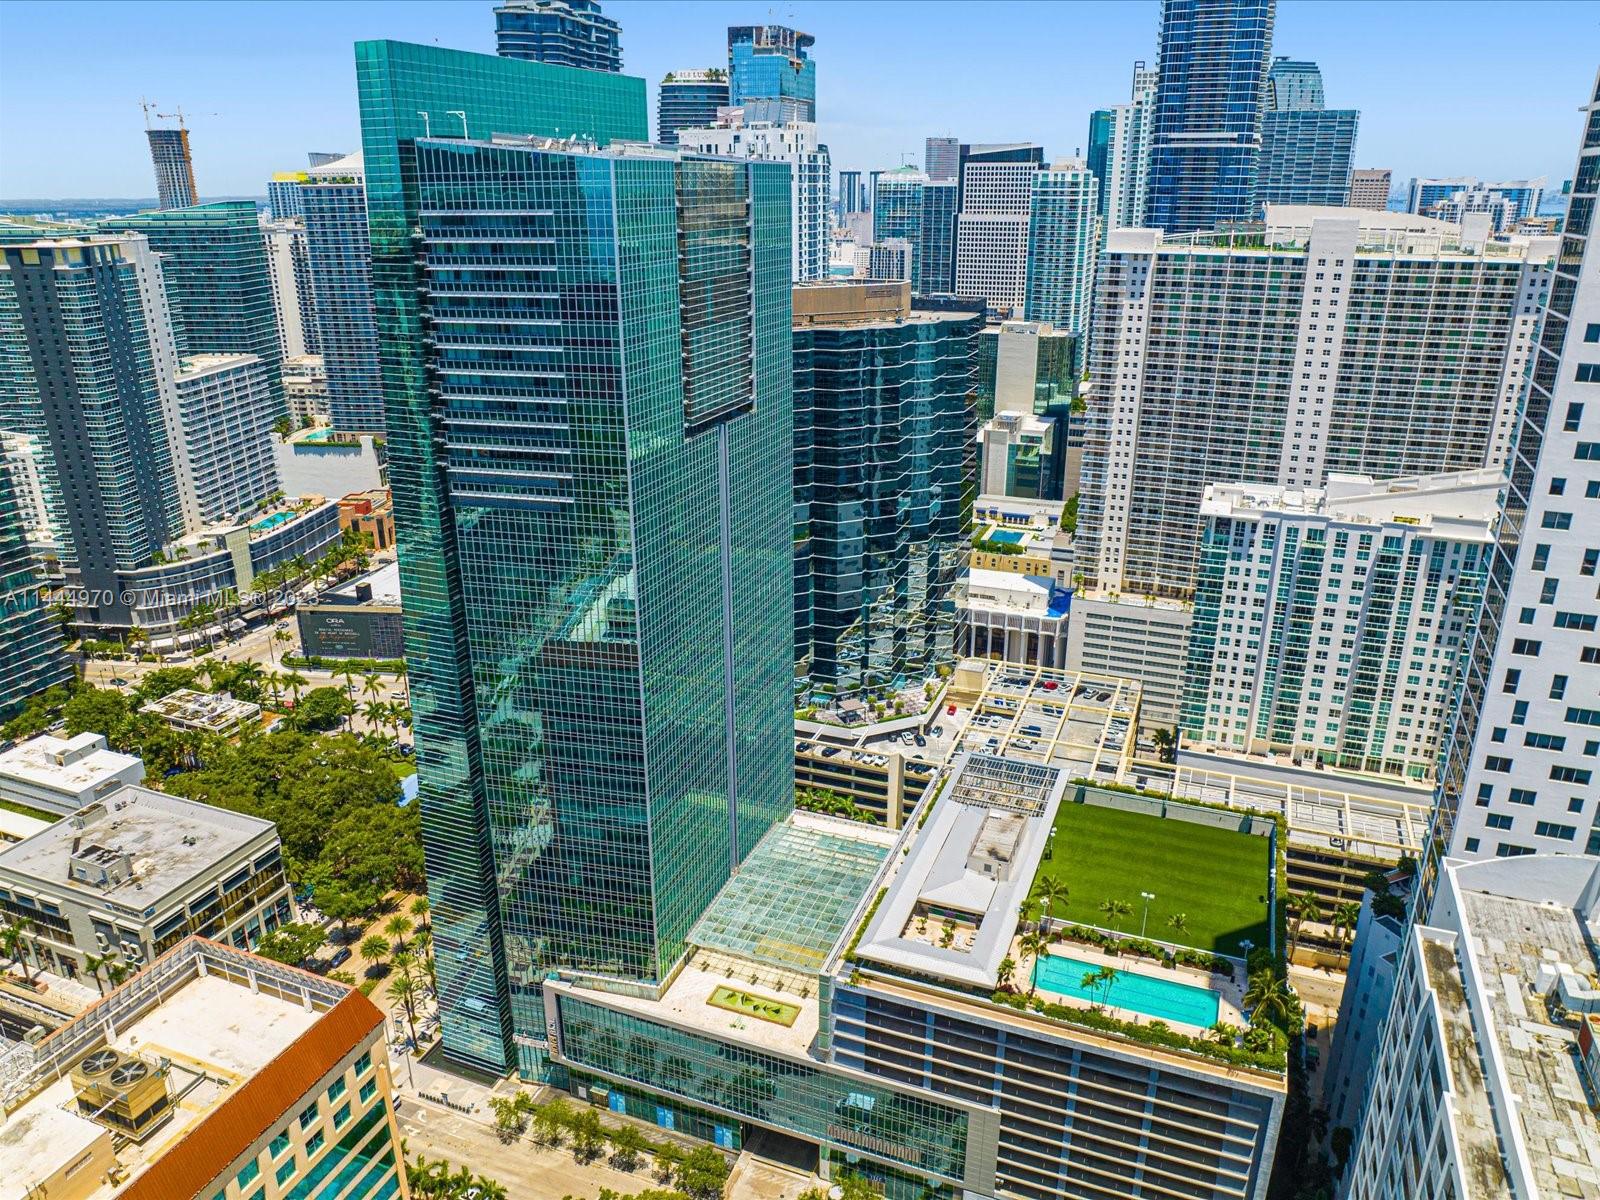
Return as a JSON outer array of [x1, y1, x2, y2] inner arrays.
[[794, 310, 978, 698], [919, 182, 958, 296], [557, 995, 970, 1184], [1145, 0, 1276, 234], [361, 42, 794, 1077], [728, 25, 816, 123], [302, 173, 383, 434], [0, 468, 69, 720]]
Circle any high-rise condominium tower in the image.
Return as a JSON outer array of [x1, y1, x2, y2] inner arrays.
[[1024, 160, 1098, 336], [1080, 212, 1554, 597], [99, 202, 286, 419], [1254, 58, 1358, 209], [494, 0, 621, 71], [0, 467, 69, 721], [145, 123, 198, 209], [357, 40, 792, 1079], [301, 153, 382, 432], [727, 25, 815, 122], [1094, 63, 1159, 233], [263, 218, 318, 359], [793, 282, 977, 697], [1145, 0, 1276, 234], [1432, 71, 1600, 866], [657, 68, 729, 145]]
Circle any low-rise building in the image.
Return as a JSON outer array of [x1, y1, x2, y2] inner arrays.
[[0, 785, 291, 979], [1343, 853, 1600, 1199], [793, 738, 936, 829], [295, 560, 404, 660], [0, 732, 146, 817], [338, 488, 394, 550], [959, 568, 1070, 669], [0, 935, 406, 1200], [139, 688, 262, 736]]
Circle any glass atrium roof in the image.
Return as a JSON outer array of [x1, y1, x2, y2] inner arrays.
[[689, 821, 889, 973]]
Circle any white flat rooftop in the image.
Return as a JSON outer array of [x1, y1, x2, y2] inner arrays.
[[0, 733, 143, 801]]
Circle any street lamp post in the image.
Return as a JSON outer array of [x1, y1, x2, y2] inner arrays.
[[1139, 891, 1156, 938]]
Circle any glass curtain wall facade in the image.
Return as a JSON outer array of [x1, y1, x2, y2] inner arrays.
[[98, 202, 286, 418], [0, 467, 69, 721], [358, 39, 792, 1078], [727, 25, 816, 122], [1145, 0, 1276, 234], [657, 70, 729, 146], [302, 173, 383, 433], [1255, 109, 1358, 209], [494, 0, 622, 71], [146, 127, 199, 209], [872, 168, 924, 284], [1024, 165, 1098, 334], [794, 310, 978, 699], [918, 181, 958, 296]]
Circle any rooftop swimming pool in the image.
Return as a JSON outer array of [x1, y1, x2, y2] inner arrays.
[[1034, 953, 1220, 1028], [985, 528, 1027, 546], [251, 510, 294, 533]]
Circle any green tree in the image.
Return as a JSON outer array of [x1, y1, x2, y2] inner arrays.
[[1080, 965, 1118, 1011], [1290, 890, 1324, 954], [391, 969, 423, 1044], [360, 933, 391, 975], [289, 686, 353, 733], [1020, 927, 1050, 997], [607, 1123, 649, 1171], [134, 665, 201, 703], [652, 1143, 684, 1185], [1033, 877, 1068, 933], [1244, 970, 1296, 1031], [411, 896, 431, 926], [569, 1107, 607, 1163], [1165, 912, 1189, 938], [255, 923, 328, 966], [1098, 897, 1132, 933], [996, 954, 1016, 991], [385, 913, 413, 952], [530, 1098, 572, 1147], [1332, 900, 1362, 955], [676, 1147, 731, 1200], [0, 920, 40, 984], [62, 686, 134, 743]]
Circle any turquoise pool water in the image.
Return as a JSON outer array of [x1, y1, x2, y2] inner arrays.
[[251, 510, 293, 532], [1034, 954, 1220, 1027], [986, 528, 1026, 545]]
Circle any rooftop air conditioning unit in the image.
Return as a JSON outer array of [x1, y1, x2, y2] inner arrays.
[[70, 1049, 172, 1142]]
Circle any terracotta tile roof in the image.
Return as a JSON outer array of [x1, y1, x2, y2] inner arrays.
[[118, 988, 385, 1200]]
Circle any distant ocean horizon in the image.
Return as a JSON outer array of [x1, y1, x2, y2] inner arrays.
[[0, 196, 266, 219]]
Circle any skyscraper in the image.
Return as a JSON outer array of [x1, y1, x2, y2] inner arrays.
[[357, 40, 793, 1079], [1431, 71, 1600, 866], [263, 218, 317, 358], [657, 68, 729, 145], [1097, 63, 1159, 233], [1145, 0, 1276, 234], [955, 146, 1043, 314], [1080, 212, 1553, 597], [727, 25, 815, 122], [871, 166, 924, 281], [267, 170, 307, 219], [1408, 175, 1546, 224], [1024, 159, 1098, 336], [793, 281, 977, 699], [924, 135, 959, 182], [1349, 167, 1391, 210], [677, 113, 830, 283], [0, 237, 191, 627], [919, 179, 958, 294], [144, 123, 198, 209], [837, 169, 865, 214], [494, 0, 621, 71], [300, 153, 382, 432], [1085, 110, 1113, 218], [0, 467, 69, 722], [98, 202, 286, 418], [172, 353, 281, 523], [1254, 58, 1358, 209]]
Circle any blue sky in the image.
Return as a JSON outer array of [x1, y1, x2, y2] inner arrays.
[[0, 0, 1594, 200]]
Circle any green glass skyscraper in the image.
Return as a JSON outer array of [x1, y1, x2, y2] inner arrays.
[[0, 467, 70, 722], [357, 41, 793, 1077]]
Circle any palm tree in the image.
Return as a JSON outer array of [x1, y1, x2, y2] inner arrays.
[[391, 970, 422, 1045], [363, 699, 389, 740], [395, 659, 409, 703], [1034, 877, 1068, 935], [1244, 970, 1296, 1030], [363, 672, 384, 705], [385, 914, 413, 953], [410, 896, 431, 927], [340, 665, 359, 705], [1165, 912, 1189, 939], [263, 670, 284, 708], [273, 625, 294, 664], [83, 952, 115, 995], [1021, 928, 1051, 997], [1080, 965, 1118, 1010], [1290, 890, 1324, 954], [996, 955, 1016, 991], [360, 934, 391, 976], [1, 920, 39, 985], [1332, 900, 1362, 956], [283, 670, 308, 703], [1098, 898, 1132, 934], [1209, 1021, 1238, 1046]]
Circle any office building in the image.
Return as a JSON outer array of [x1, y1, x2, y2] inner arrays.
[[0, 236, 194, 627], [0, 784, 291, 976], [1342, 854, 1600, 1200], [494, 0, 621, 71], [263, 217, 318, 358], [0, 469, 70, 721], [99, 202, 286, 418], [267, 169, 308, 219], [1145, 0, 1276, 234], [1255, 60, 1358, 209], [956, 149, 1042, 315], [728, 24, 815, 122], [975, 319, 1078, 497], [536, 756, 1287, 1198], [301, 152, 383, 432], [297, 559, 404, 660], [871, 166, 924, 281], [862, 238, 913, 282], [144, 122, 198, 210], [1349, 167, 1391, 210], [0, 732, 146, 816], [356, 38, 789, 1077], [173, 353, 282, 523], [1066, 594, 1194, 730], [793, 281, 978, 700], [1079, 210, 1554, 597], [1408, 175, 1546, 225], [0, 935, 405, 1200], [919, 178, 958, 294], [677, 112, 830, 282], [1434, 75, 1600, 866], [924, 135, 959, 182], [1023, 159, 1098, 335], [1182, 471, 1501, 783], [837, 168, 865, 214], [1094, 62, 1159, 232], [657, 68, 728, 145]]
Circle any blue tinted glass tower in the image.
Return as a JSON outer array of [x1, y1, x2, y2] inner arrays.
[[494, 0, 621, 71], [1145, 0, 1276, 234], [1254, 59, 1358, 209], [358, 40, 793, 1078], [727, 25, 815, 122], [657, 69, 730, 146]]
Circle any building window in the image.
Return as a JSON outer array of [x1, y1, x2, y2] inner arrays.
[[1551, 674, 1569, 700], [1565, 401, 1586, 428], [306, 1130, 326, 1156], [1555, 611, 1597, 631], [333, 1102, 352, 1129], [1567, 707, 1600, 726], [328, 1077, 347, 1103], [236, 1161, 261, 1190], [275, 1159, 298, 1188], [1584, 323, 1600, 342], [1553, 765, 1592, 784], [1495, 843, 1534, 858], [1540, 512, 1572, 530], [1535, 821, 1577, 841], [1532, 544, 1551, 570], [299, 1101, 319, 1130], [1508, 787, 1538, 805], [1525, 732, 1567, 751], [1577, 364, 1600, 383], [1511, 700, 1529, 725], [354, 1051, 373, 1075], [1476, 783, 1494, 805], [1503, 669, 1521, 693], [270, 1132, 291, 1159], [1511, 638, 1542, 656], [1486, 813, 1513, 830], [1484, 755, 1514, 772], [1464, 837, 1480, 852], [359, 1078, 378, 1104]]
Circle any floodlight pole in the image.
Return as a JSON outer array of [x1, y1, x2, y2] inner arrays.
[[1140, 892, 1155, 938]]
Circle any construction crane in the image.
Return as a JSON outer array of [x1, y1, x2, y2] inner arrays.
[[140, 99, 188, 130]]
